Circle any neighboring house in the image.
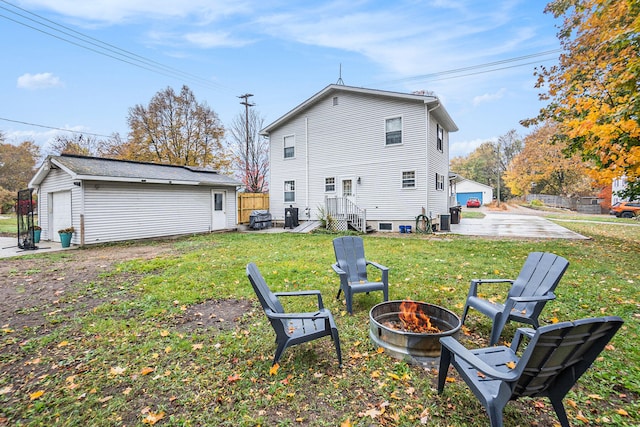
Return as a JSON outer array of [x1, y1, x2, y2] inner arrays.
[[612, 175, 629, 205], [260, 84, 458, 232], [29, 154, 241, 245], [451, 175, 494, 206]]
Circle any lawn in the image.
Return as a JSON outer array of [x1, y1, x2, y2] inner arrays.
[[1, 220, 638, 426]]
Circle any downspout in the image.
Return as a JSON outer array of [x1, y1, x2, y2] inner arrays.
[[305, 117, 309, 214], [426, 100, 441, 220]]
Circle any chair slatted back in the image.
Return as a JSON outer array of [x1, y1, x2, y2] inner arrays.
[[333, 236, 368, 283], [509, 252, 569, 299], [247, 262, 285, 314], [513, 317, 623, 398]]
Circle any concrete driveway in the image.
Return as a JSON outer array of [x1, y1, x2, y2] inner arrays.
[[450, 206, 589, 240]]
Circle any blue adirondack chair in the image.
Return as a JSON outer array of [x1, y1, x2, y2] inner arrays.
[[332, 236, 389, 314], [246, 263, 342, 367], [438, 316, 624, 427], [461, 251, 569, 345]]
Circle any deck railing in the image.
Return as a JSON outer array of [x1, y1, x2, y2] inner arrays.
[[325, 196, 367, 232]]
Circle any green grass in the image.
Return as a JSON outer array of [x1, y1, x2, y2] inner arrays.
[[0, 213, 17, 234], [1, 224, 639, 426]]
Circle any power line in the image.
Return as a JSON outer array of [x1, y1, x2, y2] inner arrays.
[[0, 0, 232, 93], [0, 117, 113, 138]]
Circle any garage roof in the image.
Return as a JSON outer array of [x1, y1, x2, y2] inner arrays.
[[30, 154, 242, 187]]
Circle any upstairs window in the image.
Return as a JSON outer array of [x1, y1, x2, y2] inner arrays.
[[325, 177, 335, 192], [435, 173, 445, 191], [437, 124, 444, 152], [332, 96, 339, 106], [402, 171, 416, 188], [385, 117, 402, 145], [284, 135, 295, 158], [284, 180, 296, 202]]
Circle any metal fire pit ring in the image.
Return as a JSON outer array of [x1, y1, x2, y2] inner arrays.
[[369, 300, 461, 366]]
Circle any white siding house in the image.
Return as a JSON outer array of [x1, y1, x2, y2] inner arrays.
[[29, 154, 241, 245], [260, 85, 458, 232]]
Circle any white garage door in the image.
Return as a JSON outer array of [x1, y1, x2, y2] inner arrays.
[[51, 191, 72, 242]]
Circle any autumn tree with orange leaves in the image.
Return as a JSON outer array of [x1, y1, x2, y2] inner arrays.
[[524, 0, 640, 200], [505, 122, 595, 197]]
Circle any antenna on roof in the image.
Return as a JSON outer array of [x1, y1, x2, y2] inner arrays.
[[336, 64, 345, 85]]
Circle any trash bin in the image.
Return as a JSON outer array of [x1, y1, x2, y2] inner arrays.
[[399, 225, 406, 233], [449, 206, 461, 224], [284, 206, 299, 229], [249, 210, 272, 229], [439, 214, 451, 231], [405, 225, 412, 233]]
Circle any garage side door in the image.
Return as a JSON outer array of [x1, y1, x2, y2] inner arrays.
[[51, 190, 72, 242]]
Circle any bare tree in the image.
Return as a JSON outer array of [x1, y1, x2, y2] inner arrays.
[[228, 108, 269, 192], [49, 134, 101, 156]]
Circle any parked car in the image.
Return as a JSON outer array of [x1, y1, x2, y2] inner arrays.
[[466, 197, 481, 208], [609, 201, 640, 218]]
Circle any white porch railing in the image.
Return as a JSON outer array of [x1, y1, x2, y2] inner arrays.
[[325, 196, 367, 232]]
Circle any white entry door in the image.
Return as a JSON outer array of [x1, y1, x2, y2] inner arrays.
[[51, 191, 72, 242], [340, 177, 356, 203], [211, 190, 226, 230]]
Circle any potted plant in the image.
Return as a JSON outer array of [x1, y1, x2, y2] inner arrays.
[[32, 225, 42, 243], [58, 226, 74, 248]]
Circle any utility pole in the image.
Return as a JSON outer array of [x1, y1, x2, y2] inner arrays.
[[238, 93, 254, 189]]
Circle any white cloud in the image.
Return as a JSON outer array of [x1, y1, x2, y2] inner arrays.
[[450, 137, 496, 158], [184, 32, 252, 48], [16, 73, 63, 90], [472, 88, 507, 106]]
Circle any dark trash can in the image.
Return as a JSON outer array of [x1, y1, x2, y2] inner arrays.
[[449, 206, 461, 224], [249, 210, 272, 230], [439, 214, 451, 232], [284, 206, 299, 229]]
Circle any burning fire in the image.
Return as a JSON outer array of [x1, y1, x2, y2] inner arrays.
[[398, 300, 441, 333]]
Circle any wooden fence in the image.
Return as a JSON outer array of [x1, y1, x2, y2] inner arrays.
[[238, 193, 270, 224]]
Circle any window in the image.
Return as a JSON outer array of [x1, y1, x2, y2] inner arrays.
[[385, 117, 402, 145], [342, 179, 353, 196], [402, 171, 416, 188], [435, 173, 445, 191], [284, 135, 295, 158], [378, 222, 393, 231], [284, 180, 296, 202], [325, 177, 335, 192], [213, 193, 223, 211], [332, 96, 339, 106], [437, 124, 444, 152]]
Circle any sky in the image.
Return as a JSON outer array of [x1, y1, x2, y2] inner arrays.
[[0, 0, 562, 159]]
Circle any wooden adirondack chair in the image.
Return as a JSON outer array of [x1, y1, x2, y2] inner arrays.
[[461, 251, 569, 345], [438, 316, 624, 427], [246, 263, 342, 367], [332, 236, 389, 314]]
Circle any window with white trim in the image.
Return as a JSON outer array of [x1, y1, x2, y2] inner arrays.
[[284, 180, 296, 202], [435, 173, 445, 191], [325, 177, 335, 192], [402, 171, 416, 188], [437, 124, 444, 152], [332, 96, 339, 106], [378, 222, 393, 231], [284, 135, 295, 158], [385, 117, 402, 145]]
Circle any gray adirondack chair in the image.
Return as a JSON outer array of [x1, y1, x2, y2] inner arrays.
[[332, 236, 389, 314], [246, 263, 342, 367], [461, 251, 569, 345], [437, 316, 624, 427]]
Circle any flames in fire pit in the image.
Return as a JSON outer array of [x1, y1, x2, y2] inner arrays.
[[370, 300, 461, 365]]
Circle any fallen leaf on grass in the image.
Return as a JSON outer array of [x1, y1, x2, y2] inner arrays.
[[0, 385, 13, 395], [340, 419, 353, 427], [141, 367, 155, 376], [98, 395, 113, 403], [445, 376, 456, 383], [57, 340, 70, 348], [227, 373, 241, 383], [616, 408, 629, 416], [123, 388, 132, 395], [269, 363, 279, 376], [192, 343, 203, 350], [142, 411, 165, 425], [575, 412, 589, 423], [29, 390, 44, 400], [160, 330, 170, 337], [110, 366, 126, 376]]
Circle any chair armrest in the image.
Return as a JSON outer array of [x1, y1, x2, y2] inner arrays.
[[366, 261, 389, 272], [510, 327, 536, 351], [509, 292, 556, 303], [331, 263, 346, 275], [439, 336, 519, 381], [265, 308, 330, 320], [274, 290, 325, 310], [468, 278, 514, 296]]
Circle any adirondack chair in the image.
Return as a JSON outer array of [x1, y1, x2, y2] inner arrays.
[[437, 316, 624, 427], [246, 263, 342, 367], [461, 251, 569, 345], [332, 236, 389, 314]]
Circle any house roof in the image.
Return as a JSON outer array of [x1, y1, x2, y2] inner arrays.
[[260, 84, 458, 135], [29, 154, 242, 187]]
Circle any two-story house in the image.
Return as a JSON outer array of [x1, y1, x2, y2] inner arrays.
[[260, 84, 458, 232]]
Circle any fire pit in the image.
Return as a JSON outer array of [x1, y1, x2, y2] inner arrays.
[[369, 300, 461, 366]]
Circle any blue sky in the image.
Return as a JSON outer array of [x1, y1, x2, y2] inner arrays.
[[1, 0, 561, 159]]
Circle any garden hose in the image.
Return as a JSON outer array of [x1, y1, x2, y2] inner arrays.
[[415, 214, 432, 234]]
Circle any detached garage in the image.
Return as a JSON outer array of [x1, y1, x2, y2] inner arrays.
[[453, 177, 494, 206], [29, 154, 242, 246]]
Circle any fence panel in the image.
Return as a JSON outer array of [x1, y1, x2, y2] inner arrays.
[[238, 193, 269, 224]]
